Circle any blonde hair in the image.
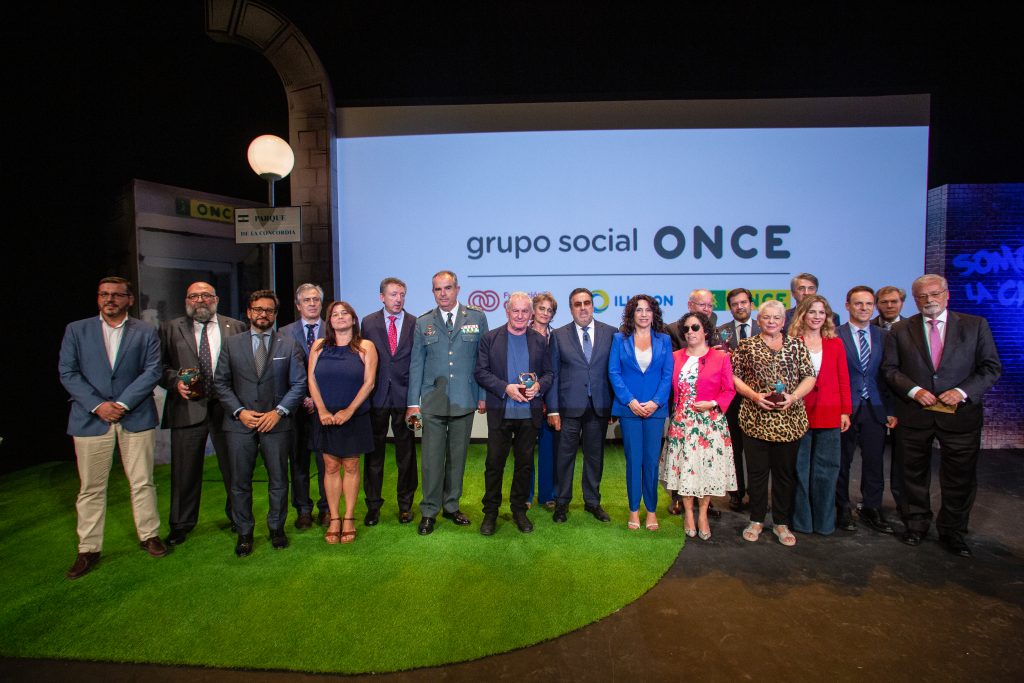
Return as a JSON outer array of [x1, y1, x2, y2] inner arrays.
[[789, 294, 837, 339]]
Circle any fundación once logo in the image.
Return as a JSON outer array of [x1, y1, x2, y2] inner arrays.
[[468, 290, 501, 312]]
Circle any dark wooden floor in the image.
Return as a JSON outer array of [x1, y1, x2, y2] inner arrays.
[[4, 448, 1023, 682]]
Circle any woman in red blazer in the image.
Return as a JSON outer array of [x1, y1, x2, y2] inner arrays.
[[659, 311, 737, 540], [789, 295, 851, 535]]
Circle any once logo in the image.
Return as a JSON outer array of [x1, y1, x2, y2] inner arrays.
[[468, 290, 501, 312]]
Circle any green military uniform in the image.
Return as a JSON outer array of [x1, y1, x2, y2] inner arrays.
[[407, 304, 489, 519]]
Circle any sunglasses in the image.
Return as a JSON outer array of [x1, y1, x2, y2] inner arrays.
[[685, 323, 703, 332]]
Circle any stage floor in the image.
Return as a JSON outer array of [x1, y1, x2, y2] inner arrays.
[[4, 448, 1022, 681]]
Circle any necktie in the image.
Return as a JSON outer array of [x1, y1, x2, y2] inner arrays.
[[738, 323, 748, 340], [884, 321, 893, 330], [305, 324, 316, 351], [387, 315, 398, 355], [928, 319, 943, 370], [582, 326, 593, 364], [857, 329, 870, 400], [254, 333, 269, 377], [446, 311, 454, 332], [198, 321, 213, 397]]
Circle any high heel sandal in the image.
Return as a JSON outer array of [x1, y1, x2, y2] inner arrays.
[[742, 522, 763, 542], [340, 517, 357, 544], [324, 518, 342, 544]]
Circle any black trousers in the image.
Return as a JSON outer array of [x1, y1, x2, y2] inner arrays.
[[744, 435, 800, 526], [289, 410, 326, 515], [555, 402, 606, 507], [482, 417, 538, 514], [168, 401, 232, 532], [838, 404, 888, 510], [899, 424, 980, 538], [725, 398, 746, 497], [364, 407, 419, 513]]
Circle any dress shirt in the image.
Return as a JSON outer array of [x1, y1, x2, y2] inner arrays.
[[574, 322, 593, 352], [849, 319, 871, 360], [98, 315, 130, 412], [193, 314, 223, 374], [300, 318, 321, 344]]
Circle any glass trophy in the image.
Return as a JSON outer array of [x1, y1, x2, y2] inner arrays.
[[718, 328, 733, 351], [518, 372, 538, 392], [765, 379, 787, 406], [178, 367, 203, 399], [406, 411, 423, 432]]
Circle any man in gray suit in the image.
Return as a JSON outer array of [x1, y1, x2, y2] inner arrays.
[[547, 287, 616, 523], [214, 289, 307, 557], [160, 281, 245, 546], [406, 270, 489, 535], [59, 276, 166, 579], [716, 287, 760, 511]]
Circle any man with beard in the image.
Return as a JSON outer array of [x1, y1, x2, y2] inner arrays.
[[214, 290, 307, 556], [160, 282, 246, 546]]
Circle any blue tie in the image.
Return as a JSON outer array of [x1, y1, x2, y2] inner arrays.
[[857, 329, 870, 400], [305, 324, 316, 351], [582, 326, 593, 364]]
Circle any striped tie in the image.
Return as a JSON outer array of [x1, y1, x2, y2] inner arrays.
[[857, 329, 870, 400]]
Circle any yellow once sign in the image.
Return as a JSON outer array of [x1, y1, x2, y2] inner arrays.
[[175, 197, 235, 224]]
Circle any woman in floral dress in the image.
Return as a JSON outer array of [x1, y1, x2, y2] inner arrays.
[[660, 311, 737, 540]]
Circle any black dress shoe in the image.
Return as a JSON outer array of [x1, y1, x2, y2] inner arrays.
[[166, 529, 188, 546], [900, 529, 924, 547], [364, 509, 381, 527], [584, 504, 611, 523], [140, 536, 169, 557], [317, 510, 330, 527], [940, 535, 973, 558], [836, 509, 857, 532], [707, 505, 722, 520], [442, 510, 471, 526], [399, 510, 414, 524], [668, 499, 683, 516], [66, 552, 101, 580], [553, 505, 568, 523], [860, 508, 895, 534], [728, 493, 743, 512], [418, 517, 436, 535], [294, 513, 313, 530], [235, 534, 254, 557], [513, 510, 534, 533], [270, 528, 289, 550], [479, 513, 498, 536]]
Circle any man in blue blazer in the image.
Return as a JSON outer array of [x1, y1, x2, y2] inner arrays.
[[547, 287, 616, 523], [474, 292, 553, 535], [837, 286, 897, 534], [362, 277, 419, 526], [214, 290, 307, 557], [59, 277, 166, 579], [278, 283, 327, 529]]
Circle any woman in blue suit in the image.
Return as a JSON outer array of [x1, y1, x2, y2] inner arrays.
[[609, 294, 674, 531]]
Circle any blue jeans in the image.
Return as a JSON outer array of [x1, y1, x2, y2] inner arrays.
[[620, 416, 664, 513], [793, 428, 841, 535]]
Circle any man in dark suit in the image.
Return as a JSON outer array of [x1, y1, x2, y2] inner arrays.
[[406, 270, 489, 535], [214, 289, 307, 557], [278, 283, 327, 529], [716, 287, 760, 511], [59, 277, 167, 579], [784, 272, 841, 331], [474, 292, 553, 535], [882, 274, 1001, 557], [665, 288, 718, 350], [361, 277, 418, 526], [160, 281, 245, 546], [547, 287, 616, 523], [872, 285, 906, 330], [837, 286, 896, 534]]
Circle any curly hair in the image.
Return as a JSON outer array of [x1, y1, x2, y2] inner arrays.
[[788, 294, 837, 339], [620, 294, 664, 336], [323, 300, 365, 352], [678, 311, 714, 346]]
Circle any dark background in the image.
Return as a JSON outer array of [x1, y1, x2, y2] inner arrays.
[[5, 1, 1021, 470]]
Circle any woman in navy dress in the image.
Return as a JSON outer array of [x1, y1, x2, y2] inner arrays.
[[308, 301, 378, 544], [529, 292, 559, 509]]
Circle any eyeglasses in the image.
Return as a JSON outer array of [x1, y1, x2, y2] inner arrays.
[[250, 306, 277, 315], [913, 289, 947, 301], [98, 292, 129, 300], [685, 324, 703, 332], [186, 293, 216, 301], [690, 302, 713, 310]]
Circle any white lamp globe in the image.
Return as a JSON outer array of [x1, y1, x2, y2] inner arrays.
[[247, 134, 295, 180]]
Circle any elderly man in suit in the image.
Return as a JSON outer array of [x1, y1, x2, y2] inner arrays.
[[547, 287, 616, 523], [665, 288, 718, 350], [474, 292, 553, 535], [361, 277, 419, 526], [214, 289, 307, 557], [716, 287, 760, 511], [278, 283, 327, 529], [883, 274, 1001, 558], [406, 270, 489, 535], [837, 286, 897, 534], [59, 276, 166, 579], [160, 281, 245, 547]]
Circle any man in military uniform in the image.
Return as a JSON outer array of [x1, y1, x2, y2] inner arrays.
[[406, 270, 489, 535]]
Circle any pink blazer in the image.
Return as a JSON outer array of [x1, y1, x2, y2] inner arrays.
[[671, 348, 736, 412]]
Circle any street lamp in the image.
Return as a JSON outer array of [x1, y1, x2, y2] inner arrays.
[[247, 134, 295, 292]]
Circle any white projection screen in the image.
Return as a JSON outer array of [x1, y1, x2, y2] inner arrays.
[[334, 96, 929, 329]]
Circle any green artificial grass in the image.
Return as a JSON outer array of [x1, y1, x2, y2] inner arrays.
[[0, 444, 683, 674]]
